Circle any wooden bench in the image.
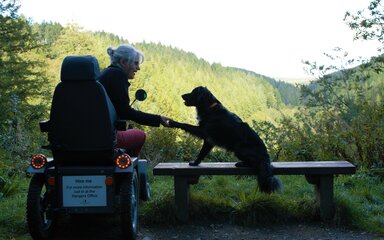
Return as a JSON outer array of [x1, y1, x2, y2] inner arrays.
[[153, 161, 356, 222]]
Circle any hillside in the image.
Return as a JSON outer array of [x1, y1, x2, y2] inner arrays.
[[231, 67, 302, 106], [305, 54, 384, 100], [34, 23, 301, 125]]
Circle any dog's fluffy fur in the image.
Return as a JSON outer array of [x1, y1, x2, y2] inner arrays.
[[169, 86, 282, 193]]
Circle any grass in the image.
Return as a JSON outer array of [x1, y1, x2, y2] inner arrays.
[[334, 172, 384, 233], [0, 175, 29, 240], [140, 174, 317, 225], [141, 171, 384, 234], [1, 169, 383, 239]]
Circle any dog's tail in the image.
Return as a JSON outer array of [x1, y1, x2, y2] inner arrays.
[[258, 175, 282, 193], [257, 162, 283, 193]]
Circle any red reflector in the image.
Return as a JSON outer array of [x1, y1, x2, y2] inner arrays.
[[48, 176, 55, 186], [105, 176, 113, 186], [31, 154, 47, 169]]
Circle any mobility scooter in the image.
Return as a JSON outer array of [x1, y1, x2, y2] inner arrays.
[[26, 55, 150, 239]]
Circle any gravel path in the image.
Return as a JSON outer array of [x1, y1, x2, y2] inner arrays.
[[137, 222, 383, 240], [48, 215, 383, 240]]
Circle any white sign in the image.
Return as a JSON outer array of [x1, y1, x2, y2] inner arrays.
[[62, 176, 107, 207]]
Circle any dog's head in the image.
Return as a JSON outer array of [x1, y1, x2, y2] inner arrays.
[[182, 86, 218, 109]]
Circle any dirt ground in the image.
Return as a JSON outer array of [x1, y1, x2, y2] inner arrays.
[[136, 222, 383, 240], [36, 215, 383, 240]]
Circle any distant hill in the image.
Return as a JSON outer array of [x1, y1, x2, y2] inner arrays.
[[230, 68, 302, 106], [304, 54, 384, 101]]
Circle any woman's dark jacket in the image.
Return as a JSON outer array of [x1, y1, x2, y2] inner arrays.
[[98, 65, 161, 127]]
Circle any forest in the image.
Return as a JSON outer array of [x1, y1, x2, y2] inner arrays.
[[0, 0, 383, 238]]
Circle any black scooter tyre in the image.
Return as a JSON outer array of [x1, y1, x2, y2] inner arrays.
[[120, 170, 139, 239], [26, 174, 56, 240]]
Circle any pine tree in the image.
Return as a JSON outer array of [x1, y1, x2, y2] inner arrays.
[[0, 0, 48, 154]]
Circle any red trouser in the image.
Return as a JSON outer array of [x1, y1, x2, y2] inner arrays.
[[116, 129, 146, 156]]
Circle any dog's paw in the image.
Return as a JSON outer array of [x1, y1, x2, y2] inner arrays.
[[168, 120, 179, 128], [235, 161, 251, 168], [189, 160, 201, 166]]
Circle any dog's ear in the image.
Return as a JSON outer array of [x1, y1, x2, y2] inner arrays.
[[197, 87, 217, 107], [194, 87, 205, 104]]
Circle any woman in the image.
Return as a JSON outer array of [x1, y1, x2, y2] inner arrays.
[[98, 44, 171, 156]]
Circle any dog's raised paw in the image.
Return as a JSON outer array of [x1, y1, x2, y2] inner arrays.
[[189, 160, 201, 166], [169, 120, 182, 128], [168, 120, 176, 127]]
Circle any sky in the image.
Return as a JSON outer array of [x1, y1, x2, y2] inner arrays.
[[19, 0, 381, 83]]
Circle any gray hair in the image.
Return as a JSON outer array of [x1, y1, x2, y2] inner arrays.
[[107, 44, 144, 66]]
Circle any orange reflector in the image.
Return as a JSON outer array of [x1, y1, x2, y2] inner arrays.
[[31, 154, 47, 169], [115, 154, 131, 169], [105, 176, 113, 186], [48, 176, 55, 186]]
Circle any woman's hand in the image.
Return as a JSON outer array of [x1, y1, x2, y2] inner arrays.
[[160, 116, 173, 127]]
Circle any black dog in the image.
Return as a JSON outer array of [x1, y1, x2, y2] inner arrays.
[[169, 86, 282, 193]]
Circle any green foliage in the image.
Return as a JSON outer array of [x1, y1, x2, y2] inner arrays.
[[0, 148, 27, 200], [266, 0, 384, 166], [271, 49, 384, 168], [0, 172, 24, 199], [0, 0, 50, 169], [242, 70, 301, 106], [334, 173, 384, 233], [0, 190, 28, 239], [140, 175, 176, 225], [344, 0, 384, 45], [33, 21, 64, 47], [0, 171, 28, 239]]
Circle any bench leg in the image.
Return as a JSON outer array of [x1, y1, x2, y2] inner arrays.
[[316, 175, 334, 221], [174, 176, 189, 222]]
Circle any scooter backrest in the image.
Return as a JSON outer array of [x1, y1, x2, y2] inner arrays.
[[48, 55, 117, 153], [60, 55, 100, 82]]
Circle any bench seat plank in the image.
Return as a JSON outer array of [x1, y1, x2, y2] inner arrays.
[[153, 161, 356, 176]]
